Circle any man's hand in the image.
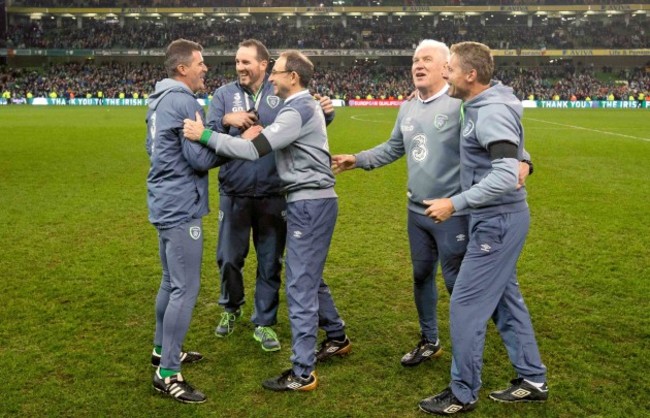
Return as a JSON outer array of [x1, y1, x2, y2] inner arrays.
[[222, 110, 258, 130], [331, 154, 356, 174], [406, 90, 417, 101], [183, 111, 205, 141], [517, 161, 530, 190], [423, 198, 455, 223], [314, 94, 334, 115], [241, 125, 263, 140]]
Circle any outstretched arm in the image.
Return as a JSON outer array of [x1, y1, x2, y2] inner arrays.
[[331, 154, 357, 174]]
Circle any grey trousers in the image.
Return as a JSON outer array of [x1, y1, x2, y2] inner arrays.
[[153, 218, 203, 371]]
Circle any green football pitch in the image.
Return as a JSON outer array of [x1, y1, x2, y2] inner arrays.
[[1, 106, 648, 417]]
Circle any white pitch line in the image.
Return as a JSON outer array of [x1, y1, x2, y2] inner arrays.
[[350, 114, 394, 124], [525, 117, 650, 143]]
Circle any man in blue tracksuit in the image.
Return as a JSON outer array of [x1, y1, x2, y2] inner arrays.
[[183, 50, 350, 392], [146, 39, 226, 404], [420, 41, 547, 415], [207, 39, 335, 352], [332, 40, 468, 367]]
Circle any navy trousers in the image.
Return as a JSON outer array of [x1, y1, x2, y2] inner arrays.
[[285, 198, 345, 377], [449, 209, 547, 404], [216, 195, 286, 326]]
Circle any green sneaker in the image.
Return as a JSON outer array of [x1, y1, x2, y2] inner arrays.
[[253, 326, 281, 352], [215, 309, 242, 337]]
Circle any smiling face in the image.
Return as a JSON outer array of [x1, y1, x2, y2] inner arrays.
[[411, 45, 446, 99], [235, 45, 267, 92], [444, 53, 471, 101], [182, 50, 207, 93], [268, 56, 293, 99]]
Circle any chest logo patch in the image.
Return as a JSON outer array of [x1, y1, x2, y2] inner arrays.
[[434, 114, 448, 130], [462, 120, 475, 137], [267, 95, 281, 109]]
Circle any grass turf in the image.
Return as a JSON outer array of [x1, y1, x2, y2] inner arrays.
[[1, 106, 649, 417]]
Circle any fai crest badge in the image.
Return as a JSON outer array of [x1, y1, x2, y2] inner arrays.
[[434, 114, 448, 130], [267, 95, 281, 109], [189, 226, 201, 240], [462, 120, 475, 137]]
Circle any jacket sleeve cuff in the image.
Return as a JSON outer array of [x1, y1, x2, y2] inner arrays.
[[450, 194, 469, 212]]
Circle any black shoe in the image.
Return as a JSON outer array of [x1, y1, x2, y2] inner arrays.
[[401, 336, 442, 367], [151, 349, 204, 367], [489, 378, 549, 403], [419, 387, 477, 415], [315, 336, 351, 362], [152, 370, 207, 404], [262, 369, 318, 392]]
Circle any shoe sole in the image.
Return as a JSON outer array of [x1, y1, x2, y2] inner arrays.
[[489, 394, 548, 403], [401, 348, 443, 367], [262, 376, 319, 392], [419, 404, 476, 414], [153, 384, 207, 404]]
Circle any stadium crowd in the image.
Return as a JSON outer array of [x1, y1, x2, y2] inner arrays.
[[7, 16, 648, 50], [1, 60, 648, 102]]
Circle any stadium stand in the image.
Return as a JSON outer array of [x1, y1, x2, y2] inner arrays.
[[1, 1, 648, 102], [5, 15, 648, 50]]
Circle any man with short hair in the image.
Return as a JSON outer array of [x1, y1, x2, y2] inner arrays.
[[183, 50, 349, 392], [419, 41, 547, 415], [207, 39, 335, 352], [332, 40, 467, 367], [145, 38, 226, 404]]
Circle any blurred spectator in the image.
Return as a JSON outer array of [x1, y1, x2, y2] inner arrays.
[[7, 14, 648, 50], [2, 61, 648, 101]]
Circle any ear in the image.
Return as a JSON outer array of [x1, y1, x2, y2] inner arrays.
[[176, 63, 188, 77], [466, 69, 477, 83]]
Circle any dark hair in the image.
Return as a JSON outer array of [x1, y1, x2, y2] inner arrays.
[[279, 50, 314, 88], [450, 42, 494, 85], [239, 39, 270, 63], [164, 39, 203, 78]]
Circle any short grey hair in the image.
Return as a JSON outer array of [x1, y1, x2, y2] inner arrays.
[[415, 39, 450, 61]]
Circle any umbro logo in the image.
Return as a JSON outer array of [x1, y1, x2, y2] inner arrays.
[[288, 382, 301, 389], [422, 350, 434, 357], [456, 234, 466, 242], [293, 230, 303, 238], [480, 243, 491, 252], [512, 389, 532, 398], [444, 404, 463, 413]]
